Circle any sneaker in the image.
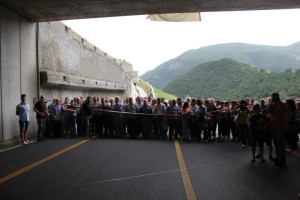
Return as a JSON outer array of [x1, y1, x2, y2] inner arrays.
[[241, 144, 246, 148], [26, 140, 33, 143], [23, 141, 29, 145]]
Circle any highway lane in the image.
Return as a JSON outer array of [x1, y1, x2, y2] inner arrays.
[[0, 138, 299, 200]]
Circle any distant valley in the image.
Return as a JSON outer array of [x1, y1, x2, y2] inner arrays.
[[141, 42, 300, 92]]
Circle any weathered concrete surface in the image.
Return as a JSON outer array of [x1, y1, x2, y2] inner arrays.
[[40, 71, 128, 91], [0, 5, 38, 142], [128, 71, 139, 84], [0, 7, 137, 143], [1, 0, 300, 22], [39, 22, 129, 84], [39, 21, 134, 100]]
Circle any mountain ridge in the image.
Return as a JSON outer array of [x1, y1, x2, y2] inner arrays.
[[163, 58, 300, 100], [141, 42, 300, 90]]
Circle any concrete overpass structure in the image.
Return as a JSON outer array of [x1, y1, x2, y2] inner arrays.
[[1, 0, 300, 143], [1, 0, 300, 22]]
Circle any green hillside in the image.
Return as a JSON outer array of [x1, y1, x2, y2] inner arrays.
[[137, 80, 153, 96], [136, 79, 177, 100], [163, 58, 300, 101], [141, 42, 300, 90], [153, 88, 177, 100]]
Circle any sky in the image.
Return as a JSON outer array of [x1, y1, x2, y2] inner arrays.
[[63, 9, 300, 75]]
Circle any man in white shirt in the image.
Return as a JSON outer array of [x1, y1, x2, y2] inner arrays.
[[16, 94, 31, 144]]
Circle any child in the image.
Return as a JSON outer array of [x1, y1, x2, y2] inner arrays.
[[249, 104, 267, 162]]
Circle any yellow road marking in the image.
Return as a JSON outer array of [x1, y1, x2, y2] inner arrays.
[[174, 140, 197, 200], [0, 138, 92, 184]]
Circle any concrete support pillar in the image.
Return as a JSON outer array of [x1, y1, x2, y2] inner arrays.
[[0, 5, 38, 142]]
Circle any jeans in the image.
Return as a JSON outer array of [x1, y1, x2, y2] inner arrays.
[[83, 115, 91, 137], [155, 117, 165, 138], [37, 118, 46, 140], [181, 118, 191, 138], [168, 118, 179, 140], [67, 116, 77, 136]]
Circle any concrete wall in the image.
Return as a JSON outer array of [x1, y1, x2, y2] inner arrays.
[[39, 22, 133, 100], [0, 11, 137, 143], [0, 5, 38, 142]]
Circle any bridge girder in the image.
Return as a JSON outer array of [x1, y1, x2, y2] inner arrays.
[[1, 0, 300, 22]]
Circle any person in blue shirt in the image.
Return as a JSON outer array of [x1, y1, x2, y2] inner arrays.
[[111, 96, 124, 137], [16, 94, 31, 144], [196, 99, 207, 142], [49, 98, 63, 138], [166, 99, 180, 140], [153, 97, 166, 139]]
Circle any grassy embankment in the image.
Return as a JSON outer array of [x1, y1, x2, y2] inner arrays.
[[138, 80, 177, 100]]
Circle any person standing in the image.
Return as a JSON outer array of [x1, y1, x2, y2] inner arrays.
[[196, 99, 207, 142], [285, 99, 297, 150], [189, 98, 198, 140], [81, 96, 94, 137], [235, 100, 251, 148], [181, 101, 193, 141], [124, 97, 138, 138], [49, 99, 63, 138], [91, 96, 99, 135], [267, 93, 287, 167], [34, 95, 48, 141], [135, 96, 143, 136], [103, 97, 112, 137], [111, 96, 124, 137], [166, 99, 180, 141], [153, 97, 166, 139], [65, 100, 78, 137], [16, 94, 31, 144], [97, 97, 106, 137], [140, 98, 153, 139], [249, 104, 267, 163]]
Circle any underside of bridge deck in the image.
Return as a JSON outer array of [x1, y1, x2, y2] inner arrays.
[[1, 0, 300, 22]]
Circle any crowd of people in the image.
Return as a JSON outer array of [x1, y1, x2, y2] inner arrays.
[[16, 93, 300, 166]]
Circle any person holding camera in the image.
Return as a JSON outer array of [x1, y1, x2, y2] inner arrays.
[[267, 93, 287, 167]]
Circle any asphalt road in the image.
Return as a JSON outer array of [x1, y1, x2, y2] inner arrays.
[[0, 138, 300, 200]]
